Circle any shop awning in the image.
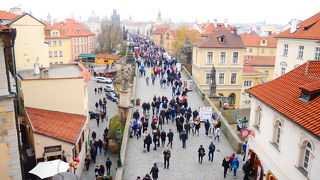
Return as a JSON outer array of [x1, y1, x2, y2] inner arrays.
[[78, 54, 97, 58]]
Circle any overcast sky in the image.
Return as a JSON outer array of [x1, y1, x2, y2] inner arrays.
[[2, 0, 319, 25]]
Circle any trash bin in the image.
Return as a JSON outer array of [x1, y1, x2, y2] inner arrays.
[[136, 98, 140, 106]]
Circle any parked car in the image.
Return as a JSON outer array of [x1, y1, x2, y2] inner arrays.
[[106, 91, 119, 103], [96, 77, 113, 84], [104, 84, 115, 92], [89, 111, 99, 119]]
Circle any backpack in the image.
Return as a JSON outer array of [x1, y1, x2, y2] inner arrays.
[[200, 149, 205, 156]]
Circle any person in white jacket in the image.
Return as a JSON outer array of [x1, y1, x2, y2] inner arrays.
[[214, 128, 221, 142]]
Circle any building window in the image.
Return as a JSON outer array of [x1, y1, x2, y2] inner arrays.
[[74, 38, 77, 44], [255, 106, 262, 129], [54, 51, 58, 57], [207, 52, 213, 64], [84, 46, 87, 52], [303, 142, 312, 172], [48, 41, 51, 46], [261, 48, 265, 54], [218, 73, 225, 84], [249, 48, 252, 53], [205, 73, 212, 84], [232, 52, 239, 64], [281, 67, 286, 75], [315, 47, 320, 60], [244, 80, 252, 87], [53, 41, 56, 46], [219, 52, 226, 64], [231, 73, 237, 84], [59, 51, 63, 57], [59, 40, 62, 46], [49, 51, 52, 57], [297, 45, 304, 59], [283, 44, 288, 56], [265, 70, 269, 75], [273, 121, 282, 148]]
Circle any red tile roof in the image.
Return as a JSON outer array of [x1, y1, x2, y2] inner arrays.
[[243, 66, 263, 74], [244, 56, 275, 66], [26, 107, 87, 144], [78, 63, 91, 82], [193, 30, 244, 48], [45, 18, 95, 38], [0, 24, 10, 31], [247, 61, 320, 138], [241, 31, 259, 37], [275, 12, 320, 40], [96, 53, 120, 60], [0, 10, 19, 20], [241, 35, 278, 48], [153, 27, 169, 35], [203, 23, 233, 35]]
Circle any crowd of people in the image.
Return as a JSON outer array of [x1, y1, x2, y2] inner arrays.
[[128, 35, 250, 180]]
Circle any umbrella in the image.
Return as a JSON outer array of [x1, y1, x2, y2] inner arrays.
[[52, 172, 77, 180], [29, 159, 70, 179]]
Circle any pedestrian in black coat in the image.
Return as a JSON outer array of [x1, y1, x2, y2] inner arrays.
[[222, 156, 230, 178], [167, 129, 174, 148], [150, 163, 159, 180], [145, 134, 152, 152], [180, 130, 188, 148], [198, 145, 205, 164], [205, 120, 210, 136]]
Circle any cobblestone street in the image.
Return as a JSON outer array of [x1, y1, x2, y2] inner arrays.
[[80, 77, 118, 180], [123, 67, 245, 180]]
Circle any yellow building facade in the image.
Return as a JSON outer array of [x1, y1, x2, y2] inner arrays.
[[241, 34, 277, 57], [9, 14, 50, 71], [46, 29, 72, 64], [192, 30, 245, 108]]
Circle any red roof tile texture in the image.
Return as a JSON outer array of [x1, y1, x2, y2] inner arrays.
[[244, 56, 275, 66], [241, 34, 278, 48], [153, 27, 169, 35], [275, 12, 320, 40], [45, 18, 95, 38], [247, 61, 320, 137], [0, 10, 19, 20], [193, 30, 244, 48], [26, 107, 86, 144], [96, 54, 120, 60], [203, 23, 233, 35]]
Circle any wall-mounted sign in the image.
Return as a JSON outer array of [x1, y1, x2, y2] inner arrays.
[[44, 145, 62, 153]]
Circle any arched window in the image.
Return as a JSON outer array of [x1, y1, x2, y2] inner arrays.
[[303, 142, 312, 171], [273, 121, 282, 148], [255, 106, 262, 128]]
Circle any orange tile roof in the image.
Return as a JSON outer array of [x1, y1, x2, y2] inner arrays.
[[275, 12, 320, 40], [247, 61, 320, 138], [0, 24, 10, 31], [45, 18, 95, 38], [203, 23, 233, 35], [26, 107, 87, 144], [241, 34, 277, 48], [243, 66, 263, 74], [244, 56, 275, 66], [193, 30, 244, 48], [241, 31, 259, 37], [96, 53, 120, 60], [0, 10, 19, 20], [153, 27, 169, 35], [78, 63, 91, 82]]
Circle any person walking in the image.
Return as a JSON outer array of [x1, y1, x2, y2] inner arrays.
[[208, 142, 215, 162], [180, 130, 188, 148], [150, 163, 159, 180], [99, 165, 105, 176], [163, 148, 171, 169], [146, 76, 149, 85], [198, 145, 205, 164], [242, 160, 252, 180], [85, 155, 91, 170], [145, 133, 152, 152], [96, 115, 100, 127], [222, 156, 230, 178], [214, 127, 221, 142], [242, 142, 247, 161], [98, 139, 103, 154], [232, 157, 240, 178], [160, 130, 167, 147], [195, 119, 201, 136], [205, 120, 210, 136], [167, 129, 174, 148], [105, 157, 112, 174]]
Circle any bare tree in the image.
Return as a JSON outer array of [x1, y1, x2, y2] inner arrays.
[[98, 17, 123, 53]]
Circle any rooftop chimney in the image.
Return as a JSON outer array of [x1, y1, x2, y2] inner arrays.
[[224, 19, 228, 28], [290, 19, 297, 34], [213, 19, 217, 27]]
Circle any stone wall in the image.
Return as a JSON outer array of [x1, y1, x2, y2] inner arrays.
[[182, 66, 243, 153]]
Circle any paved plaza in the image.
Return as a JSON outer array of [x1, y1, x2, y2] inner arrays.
[[80, 77, 118, 180], [123, 67, 245, 180]]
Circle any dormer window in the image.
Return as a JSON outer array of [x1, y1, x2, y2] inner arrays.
[[260, 39, 266, 46], [299, 85, 320, 102], [218, 35, 225, 43]]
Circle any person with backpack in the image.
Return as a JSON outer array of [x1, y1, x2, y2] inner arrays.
[[149, 163, 159, 180], [163, 148, 171, 169], [105, 157, 112, 174], [232, 157, 240, 178], [180, 130, 188, 148], [208, 142, 216, 162], [198, 145, 206, 164]]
